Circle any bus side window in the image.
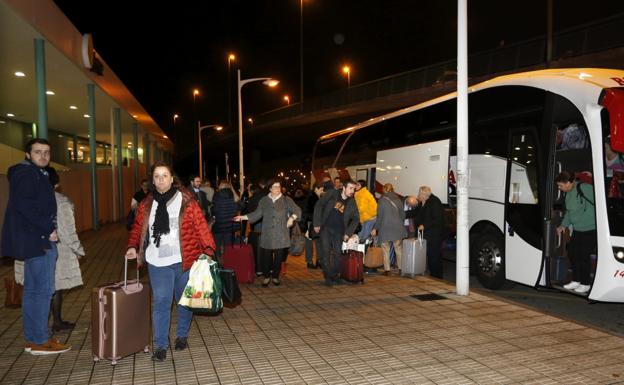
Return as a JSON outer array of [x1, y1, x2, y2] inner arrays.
[[469, 86, 546, 158], [552, 95, 593, 181]]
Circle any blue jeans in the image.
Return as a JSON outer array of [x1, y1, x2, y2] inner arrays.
[[147, 263, 192, 349], [23, 245, 57, 344], [358, 218, 377, 240]]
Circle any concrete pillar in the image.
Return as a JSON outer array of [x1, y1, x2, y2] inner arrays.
[[113, 107, 124, 219], [34, 39, 48, 139], [133, 122, 139, 188], [87, 84, 99, 230]]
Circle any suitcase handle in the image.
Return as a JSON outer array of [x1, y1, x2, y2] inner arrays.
[[418, 229, 424, 245], [123, 257, 142, 293]]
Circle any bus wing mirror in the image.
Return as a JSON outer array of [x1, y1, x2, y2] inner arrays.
[[600, 88, 624, 153]]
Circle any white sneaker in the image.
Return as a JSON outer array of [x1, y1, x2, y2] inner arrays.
[[574, 284, 590, 293], [563, 281, 580, 290]]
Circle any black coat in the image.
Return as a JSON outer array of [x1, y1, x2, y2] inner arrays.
[[191, 188, 210, 219], [2, 161, 57, 260], [313, 189, 360, 237], [212, 189, 239, 234], [414, 194, 446, 241]]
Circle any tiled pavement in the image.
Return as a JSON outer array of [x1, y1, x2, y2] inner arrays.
[[1, 225, 624, 384]]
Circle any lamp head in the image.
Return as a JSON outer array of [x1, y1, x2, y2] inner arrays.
[[263, 79, 279, 87]]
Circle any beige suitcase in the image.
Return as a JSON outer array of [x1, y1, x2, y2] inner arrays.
[[91, 260, 150, 365]]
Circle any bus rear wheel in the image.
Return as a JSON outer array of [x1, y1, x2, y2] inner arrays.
[[474, 231, 507, 289]]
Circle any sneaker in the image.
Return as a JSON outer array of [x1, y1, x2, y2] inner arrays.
[[151, 348, 167, 362], [29, 339, 71, 355], [563, 281, 580, 290], [574, 284, 591, 293], [24, 342, 35, 352], [174, 337, 188, 351], [262, 278, 271, 287], [272, 278, 281, 286]]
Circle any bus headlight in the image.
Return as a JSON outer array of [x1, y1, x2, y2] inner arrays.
[[614, 247, 624, 262]]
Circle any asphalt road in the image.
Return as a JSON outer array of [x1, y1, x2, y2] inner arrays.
[[441, 257, 624, 337]]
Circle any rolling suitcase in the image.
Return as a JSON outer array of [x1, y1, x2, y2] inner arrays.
[[223, 226, 255, 284], [401, 230, 427, 277], [92, 259, 150, 365], [339, 249, 364, 283], [223, 244, 255, 283]]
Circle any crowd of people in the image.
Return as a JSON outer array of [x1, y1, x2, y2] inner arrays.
[[0, 139, 449, 360]]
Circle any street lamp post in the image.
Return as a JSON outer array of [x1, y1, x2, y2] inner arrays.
[[227, 53, 236, 128], [172, 113, 179, 143], [300, 0, 304, 103], [237, 69, 278, 194], [342, 65, 351, 88], [198, 122, 223, 179]]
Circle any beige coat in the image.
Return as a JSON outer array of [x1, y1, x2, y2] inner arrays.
[[15, 192, 84, 290]]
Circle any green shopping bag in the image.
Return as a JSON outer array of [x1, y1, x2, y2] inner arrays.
[[179, 255, 223, 313]]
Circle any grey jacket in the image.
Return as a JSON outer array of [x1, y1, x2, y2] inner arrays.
[[374, 192, 407, 242], [313, 189, 360, 237], [246, 194, 301, 250]]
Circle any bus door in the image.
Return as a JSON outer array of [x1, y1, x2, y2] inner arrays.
[[546, 95, 595, 295], [504, 130, 544, 286]]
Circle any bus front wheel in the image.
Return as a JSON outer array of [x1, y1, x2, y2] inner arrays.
[[474, 231, 507, 289]]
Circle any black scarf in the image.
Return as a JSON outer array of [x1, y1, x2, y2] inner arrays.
[[151, 187, 178, 247]]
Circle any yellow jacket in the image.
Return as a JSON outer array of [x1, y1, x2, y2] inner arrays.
[[354, 187, 377, 223]]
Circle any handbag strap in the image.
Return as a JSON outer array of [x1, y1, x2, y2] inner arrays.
[[384, 196, 399, 213]]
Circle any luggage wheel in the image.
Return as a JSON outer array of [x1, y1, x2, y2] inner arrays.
[[144, 346, 150, 353], [111, 360, 117, 366], [93, 356, 100, 362]]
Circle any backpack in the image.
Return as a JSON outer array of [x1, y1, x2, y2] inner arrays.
[[575, 182, 594, 206]]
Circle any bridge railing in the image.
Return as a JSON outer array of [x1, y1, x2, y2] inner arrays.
[[256, 13, 624, 126]]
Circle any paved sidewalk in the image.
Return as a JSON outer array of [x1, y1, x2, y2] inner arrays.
[[1, 224, 624, 384]]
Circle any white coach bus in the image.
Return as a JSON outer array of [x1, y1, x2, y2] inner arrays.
[[311, 68, 624, 302]]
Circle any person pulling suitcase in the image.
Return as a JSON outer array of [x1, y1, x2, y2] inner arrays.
[[126, 161, 216, 362], [313, 179, 360, 286]]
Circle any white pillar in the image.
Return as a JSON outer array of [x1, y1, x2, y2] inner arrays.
[[237, 69, 245, 195], [456, 0, 470, 296]]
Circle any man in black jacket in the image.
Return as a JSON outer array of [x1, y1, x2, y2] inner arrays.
[[190, 176, 211, 220], [415, 186, 446, 279], [313, 179, 360, 286]]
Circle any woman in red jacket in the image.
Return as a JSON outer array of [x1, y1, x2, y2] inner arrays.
[[126, 161, 215, 362]]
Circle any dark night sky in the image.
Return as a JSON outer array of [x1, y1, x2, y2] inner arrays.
[[53, 0, 624, 168]]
